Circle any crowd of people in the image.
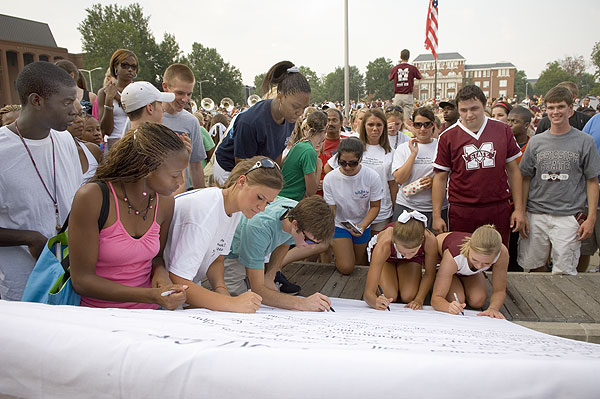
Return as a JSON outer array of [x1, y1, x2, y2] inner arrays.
[[2, 47, 600, 319]]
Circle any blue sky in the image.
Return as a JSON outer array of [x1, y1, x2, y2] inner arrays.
[[4, 0, 600, 85]]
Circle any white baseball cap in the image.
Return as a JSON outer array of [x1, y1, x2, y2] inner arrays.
[[121, 81, 175, 113]]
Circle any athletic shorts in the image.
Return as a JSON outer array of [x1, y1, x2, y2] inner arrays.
[[449, 201, 511, 247], [334, 226, 372, 245]]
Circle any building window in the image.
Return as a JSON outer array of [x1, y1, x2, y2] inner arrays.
[[448, 82, 456, 89], [499, 79, 507, 88], [483, 81, 489, 88], [421, 84, 428, 90], [483, 91, 490, 97], [474, 81, 481, 87], [499, 90, 507, 97]]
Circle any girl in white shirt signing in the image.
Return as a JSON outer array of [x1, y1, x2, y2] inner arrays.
[[323, 138, 383, 275], [165, 156, 283, 313]]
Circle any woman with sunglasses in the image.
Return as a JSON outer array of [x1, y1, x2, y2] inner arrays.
[[165, 156, 283, 313], [392, 107, 448, 230], [213, 61, 310, 185], [323, 138, 383, 275], [97, 49, 138, 149], [325, 109, 397, 236]]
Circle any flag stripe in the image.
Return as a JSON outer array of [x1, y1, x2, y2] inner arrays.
[[424, 0, 438, 60]]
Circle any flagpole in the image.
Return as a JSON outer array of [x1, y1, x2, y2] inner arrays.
[[344, 0, 350, 120], [434, 60, 438, 102]]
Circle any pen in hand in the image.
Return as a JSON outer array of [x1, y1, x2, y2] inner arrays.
[[453, 292, 465, 316], [378, 285, 391, 311]]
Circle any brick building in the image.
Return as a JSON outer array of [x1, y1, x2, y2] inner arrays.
[[0, 14, 84, 106], [412, 52, 516, 101]]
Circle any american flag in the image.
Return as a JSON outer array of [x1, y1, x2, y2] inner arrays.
[[424, 0, 438, 61]]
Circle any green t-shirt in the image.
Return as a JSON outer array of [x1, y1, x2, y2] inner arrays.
[[200, 126, 216, 168], [227, 197, 297, 269], [279, 140, 317, 201]]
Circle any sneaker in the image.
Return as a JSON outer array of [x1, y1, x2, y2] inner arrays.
[[274, 271, 301, 295]]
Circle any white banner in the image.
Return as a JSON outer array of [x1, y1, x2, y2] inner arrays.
[[1, 298, 599, 398]]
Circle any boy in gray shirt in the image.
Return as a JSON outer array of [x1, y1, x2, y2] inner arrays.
[[518, 86, 600, 274]]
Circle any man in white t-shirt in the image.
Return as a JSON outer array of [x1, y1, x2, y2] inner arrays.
[[0, 62, 83, 300]]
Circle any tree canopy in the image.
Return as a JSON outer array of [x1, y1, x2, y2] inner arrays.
[[365, 57, 393, 100]]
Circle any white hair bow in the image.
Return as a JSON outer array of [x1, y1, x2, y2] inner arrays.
[[398, 210, 427, 225], [287, 66, 300, 73]]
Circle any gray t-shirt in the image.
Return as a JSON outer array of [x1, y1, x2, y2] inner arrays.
[[162, 110, 206, 163], [520, 128, 600, 215]]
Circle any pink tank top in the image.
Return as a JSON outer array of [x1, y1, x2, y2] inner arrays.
[[81, 182, 160, 309]]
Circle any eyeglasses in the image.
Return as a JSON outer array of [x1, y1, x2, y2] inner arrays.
[[413, 121, 434, 129], [302, 230, 320, 245], [119, 62, 138, 71], [339, 160, 360, 168], [245, 158, 279, 175], [385, 106, 404, 113]]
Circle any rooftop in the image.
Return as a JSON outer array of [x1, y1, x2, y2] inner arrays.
[[414, 52, 465, 62], [0, 14, 58, 48], [465, 62, 516, 70]]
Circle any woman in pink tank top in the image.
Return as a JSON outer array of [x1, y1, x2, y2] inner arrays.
[[68, 122, 190, 309]]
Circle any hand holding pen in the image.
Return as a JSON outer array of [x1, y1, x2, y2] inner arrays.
[[450, 292, 466, 316]]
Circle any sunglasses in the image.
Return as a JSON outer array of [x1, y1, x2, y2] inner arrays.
[[339, 160, 360, 168], [385, 106, 404, 113], [119, 62, 138, 71], [245, 158, 279, 175], [302, 230, 320, 245], [413, 121, 434, 129]]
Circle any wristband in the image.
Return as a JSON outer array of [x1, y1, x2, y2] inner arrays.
[[104, 105, 114, 110], [214, 285, 227, 291]]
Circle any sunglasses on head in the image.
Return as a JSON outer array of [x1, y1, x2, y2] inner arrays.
[[385, 106, 404, 113], [119, 62, 138, 70], [245, 158, 279, 175], [413, 121, 433, 129], [339, 160, 360, 168]]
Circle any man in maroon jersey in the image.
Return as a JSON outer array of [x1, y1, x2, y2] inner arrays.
[[431, 85, 526, 246], [389, 49, 422, 118]]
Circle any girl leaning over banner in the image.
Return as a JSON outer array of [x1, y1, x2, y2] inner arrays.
[[164, 156, 283, 313], [431, 225, 509, 318], [364, 210, 438, 311], [68, 122, 190, 310]]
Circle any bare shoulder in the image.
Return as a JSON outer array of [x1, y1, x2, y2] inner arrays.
[[84, 142, 103, 162]]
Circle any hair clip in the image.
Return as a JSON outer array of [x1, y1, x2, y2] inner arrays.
[[287, 66, 299, 73], [398, 210, 427, 225]]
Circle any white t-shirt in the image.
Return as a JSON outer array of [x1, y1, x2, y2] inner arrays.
[[0, 127, 82, 300], [392, 139, 448, 212], [164, 187, 241, 282], [328, 145, 395, 223], [323, 165, 384, 229], [388, 132, 410, 150]]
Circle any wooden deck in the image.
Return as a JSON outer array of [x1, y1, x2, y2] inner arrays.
[[281, 262, 600, 343]]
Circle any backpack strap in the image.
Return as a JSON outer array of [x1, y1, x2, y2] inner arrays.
[[95, 180, 110, 231]]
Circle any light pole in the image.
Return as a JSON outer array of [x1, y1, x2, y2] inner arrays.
[[198, 79, 209, 99], [80, 67, 102, 93]]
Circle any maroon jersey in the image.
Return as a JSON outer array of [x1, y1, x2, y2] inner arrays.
[[389, 63, 422, 94], [433, 117, 521, 206]]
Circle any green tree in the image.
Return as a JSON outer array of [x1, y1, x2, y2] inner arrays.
[[184, 42, 243, 104], [321, 66, 364, 103], [253, 73, 266, 97], [591, 42, 600, 79], [534, 61, 574, 96], [577, 73, 598, 97], [299, 66, 324, 103], [513, 69, 534, 101], [365, 57, 393, 100], [77, 3, 180, 90]]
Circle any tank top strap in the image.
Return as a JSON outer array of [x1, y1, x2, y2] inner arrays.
[[107, 181, 121, 220]]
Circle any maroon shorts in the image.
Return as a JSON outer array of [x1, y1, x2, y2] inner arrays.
[[448, 201, 511, 247]]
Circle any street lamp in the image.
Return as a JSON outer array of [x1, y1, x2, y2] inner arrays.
[[80, 67, 102, 93], [198, 79, 209, 99]]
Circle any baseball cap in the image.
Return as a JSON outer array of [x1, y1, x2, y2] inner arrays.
[[322, 102, 337, 110], [121, 81, 175, 113], [439, 99, 456, 108]]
